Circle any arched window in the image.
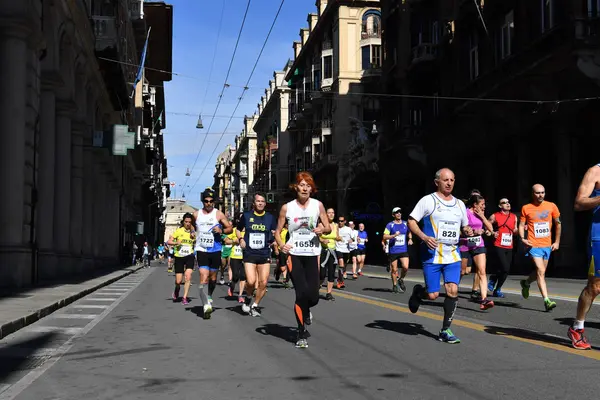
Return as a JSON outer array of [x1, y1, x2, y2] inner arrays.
[[361, 10, 382, 39]]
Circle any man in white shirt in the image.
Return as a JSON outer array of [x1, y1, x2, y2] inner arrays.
[[348, 221, 359, 279], [335, 216, 352, 288], [407, 168, 473, 344]]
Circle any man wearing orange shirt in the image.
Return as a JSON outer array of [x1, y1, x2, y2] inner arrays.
[[519, 184, 561, 311]]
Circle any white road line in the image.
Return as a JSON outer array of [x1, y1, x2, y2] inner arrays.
[[69, 305, 108, 309], [51, 314, 98, 320], [84, 298, 119, 301], [27, 326, 83, 335], [91, 292, 123, 296], [0, 268, 154, 400], [361, 272, 582, 303]]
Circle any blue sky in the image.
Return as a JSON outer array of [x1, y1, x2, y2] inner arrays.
[[163, 0, 315, 206]]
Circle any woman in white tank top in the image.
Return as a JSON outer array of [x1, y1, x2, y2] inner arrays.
[[275, 172, 330, 349]]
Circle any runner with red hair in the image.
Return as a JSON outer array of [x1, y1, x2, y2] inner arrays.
[[275, 172, 330, 349]]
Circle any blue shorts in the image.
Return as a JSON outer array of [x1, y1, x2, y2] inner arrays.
[[422, 261, 461, 294], [527, 247, 552, 260], [588, 241, 600, 278]]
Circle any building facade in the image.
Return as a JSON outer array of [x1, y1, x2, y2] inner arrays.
[[247, 62, 293, 213], [380, 0, 600, 275], [0, 0, 172, 288], [284, 0, 383, 216], [163, 200, 197, 244], [229, 116, 258, 214], [213, 144, 235, 217]]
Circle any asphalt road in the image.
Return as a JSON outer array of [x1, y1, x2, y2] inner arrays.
[[1, 263, 599, 400]]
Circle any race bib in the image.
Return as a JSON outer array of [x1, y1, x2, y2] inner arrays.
[[534, 222, 550, 238], [501, 233, 513, 247], [437, 220, 460, 245], [249, 233, 266, 249], [179, 245, 192, 256], [293, 230, 317, 254], [233, 246, 243, 257], [394, 234, 405, 247], [467, 236, 482, 247], [197, 232, 215, 248]]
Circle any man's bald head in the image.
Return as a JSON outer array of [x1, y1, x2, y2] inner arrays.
[[532, 184, 546, 204], [434, 168, 456, 196]]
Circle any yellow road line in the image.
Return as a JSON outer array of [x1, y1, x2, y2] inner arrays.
[[326, 289, 600, 361]]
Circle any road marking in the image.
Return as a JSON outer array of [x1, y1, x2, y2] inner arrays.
[[0, 268, 154, 400], [91, 292, 124, 296], [0, 386, 9, 395], [69, 305, 108, 309], [27, 326, 83, 335], [51, 314, 98, 320], [84, 297, 119, 301], [328, 289, 600, 361], [361, 272, 586, 303]]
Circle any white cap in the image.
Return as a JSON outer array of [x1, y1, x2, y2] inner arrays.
[[392, 207, 402, 214]]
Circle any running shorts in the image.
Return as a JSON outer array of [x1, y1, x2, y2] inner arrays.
[[197, 251, 221, 271], [423, 261, 461, 293], [174, 255, 195, 274]]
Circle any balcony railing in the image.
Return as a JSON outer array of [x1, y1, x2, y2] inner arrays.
[[322, 40, 333, 50], [411, 43, 438, 64], [91, 16, 118, 52], [239, 169, 248, 178], [361, 29, 382, 40], [321, 118, 333, 128]]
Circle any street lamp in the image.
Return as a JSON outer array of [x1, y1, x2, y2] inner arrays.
[[196, 114, 204, 129]]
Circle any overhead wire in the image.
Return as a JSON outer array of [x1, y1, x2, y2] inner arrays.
[[187, 0, 287, 196], [198, 0, 226, 115], [180, 0, 253, 192]]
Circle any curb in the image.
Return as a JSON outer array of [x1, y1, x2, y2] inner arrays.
[[0, 265, 145, 340]]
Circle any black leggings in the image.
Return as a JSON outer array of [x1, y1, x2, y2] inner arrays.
[[230, 259, 246, 284], [491, 247, 512, 290], [289, 255, 320, 338], [319, 249, 336, 283]]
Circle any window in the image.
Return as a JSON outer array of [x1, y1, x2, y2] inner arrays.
[[323, 55, 333, 79], [469, 31, 479, 80], [589, 0, 600, 17], [433, 93, 439, 117], [361, 45, 382, 70], [410, 109, 422, 126], [361, 10, 382, 39], [313, 69, 321, 90], [361, 46, 370, 70], [501, 11, 514, 59], [432, 21, 439, 45], [541, 0, 554, 32]]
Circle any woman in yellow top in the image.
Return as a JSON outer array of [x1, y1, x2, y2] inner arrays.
[[167, 212, 196, 304], [318, 208, 338, 301], [228, 213, 247, 303]]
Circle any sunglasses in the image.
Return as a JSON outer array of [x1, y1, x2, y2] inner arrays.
[[203, 199, 214, 204], [338, 220, 345, 223], [500, 201, 510, 205]]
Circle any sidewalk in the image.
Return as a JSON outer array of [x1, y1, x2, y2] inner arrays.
[[360, 264, 589, 302], [0, 264, 146, 339]]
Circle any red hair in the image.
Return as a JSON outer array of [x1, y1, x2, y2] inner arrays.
[[289, 171, 318, 193]]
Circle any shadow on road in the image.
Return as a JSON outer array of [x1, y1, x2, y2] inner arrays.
[[224, 305, 247, 316], [255, 323, 297, 344], [365, 320, 438, 340], [185, 306, 221, 318], [0, 332, 58, 381], [66, 345, 171, 361], [555, 317, 600, 330], [363, 287, 393, 293], [482, 325, 597, 349]]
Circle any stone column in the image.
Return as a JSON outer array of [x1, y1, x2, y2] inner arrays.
[[92, 157, 104, 261], [37, 89, 57, 279], [0, 34, 28, 287], [82, 145, 94, 269], [53, 100, 75, 272], [70, 121, 85, 273], [553, 132, 577, 270]]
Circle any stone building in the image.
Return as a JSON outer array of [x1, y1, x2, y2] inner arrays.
[[284, 0, 383, 216], [163, 200, 197, 244], [380, 0, 600, 275], [0, 0, 172, 288]]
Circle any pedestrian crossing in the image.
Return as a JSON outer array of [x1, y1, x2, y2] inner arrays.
[[0, 267, 154, 399]]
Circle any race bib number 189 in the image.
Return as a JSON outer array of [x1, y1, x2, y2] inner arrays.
[[249, 233, 265, 249]]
